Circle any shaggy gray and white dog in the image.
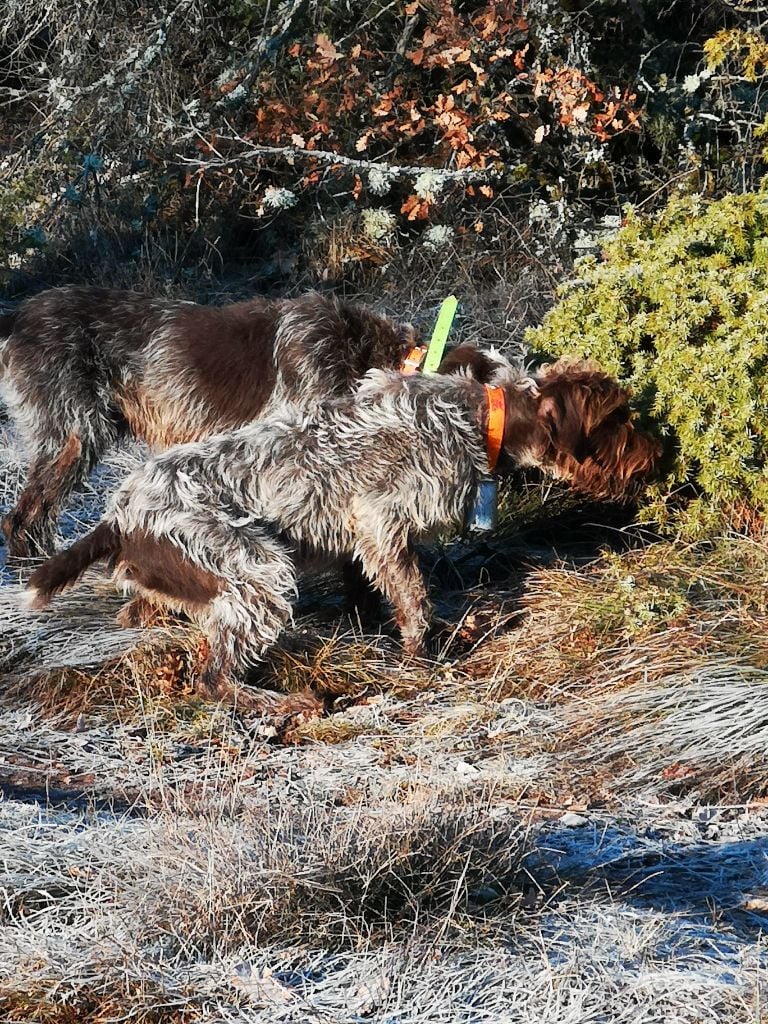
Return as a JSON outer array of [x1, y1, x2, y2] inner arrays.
[[26, 357, 660, 706], [0, 286, 493, 560]]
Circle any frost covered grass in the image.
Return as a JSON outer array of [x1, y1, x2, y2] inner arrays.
[[0, 415, 767, 1022], [0, 798, 763, 1024]]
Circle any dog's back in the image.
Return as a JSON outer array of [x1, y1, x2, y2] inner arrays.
[[0, 286, 416, 556], [2, 286, 277, 445], [1, 286, 415, 444], [128, 291, 414, 445]]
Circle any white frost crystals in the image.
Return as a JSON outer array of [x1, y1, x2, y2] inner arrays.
[[367, 166, 397, 196], [683, 67, 714, 94], [414, 169, 447, 202]]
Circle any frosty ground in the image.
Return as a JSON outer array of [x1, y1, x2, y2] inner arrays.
[[0, 418, 766, 1023]]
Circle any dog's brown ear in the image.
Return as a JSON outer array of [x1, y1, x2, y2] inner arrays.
[[436, 345, 497, 383], [537, 388, 590, 463], [400, 322, 419, 346]]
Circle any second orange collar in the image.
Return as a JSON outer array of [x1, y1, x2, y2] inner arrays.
[[484, 384, 505, 472]]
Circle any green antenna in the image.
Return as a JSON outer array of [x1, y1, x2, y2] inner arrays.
[[423, 295, 458, 373]]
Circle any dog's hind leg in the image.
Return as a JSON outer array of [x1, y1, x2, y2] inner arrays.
[[116, 524, 301, 708], [193, 581, 306, 712], [2, 369, 122, 559], [2, 319, 125, 559], [196, 644, 323, 723], [2, 432, 96, 559], [195, 534, 299, 689]]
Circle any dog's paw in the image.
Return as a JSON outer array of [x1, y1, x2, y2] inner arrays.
[[21, 585, 48, 612]]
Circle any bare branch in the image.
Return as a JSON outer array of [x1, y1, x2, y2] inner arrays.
[[180, 140, 503, 182], [721, 0, 768, 11]]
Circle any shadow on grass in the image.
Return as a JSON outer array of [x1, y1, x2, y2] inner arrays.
[[528, 820, 768, 951]]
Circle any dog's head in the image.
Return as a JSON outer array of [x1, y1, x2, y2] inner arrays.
[[522, 360, 661, 501]]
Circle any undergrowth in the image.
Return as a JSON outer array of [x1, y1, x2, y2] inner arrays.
[[7, 526, 768, 802], [528, 184, 768, 533]]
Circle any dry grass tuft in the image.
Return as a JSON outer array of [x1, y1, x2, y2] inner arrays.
[[5, 627, 209, 723], [0, 790, 529, 1022], [262, 628, 437, 700], [566, 661, 768, 800], [168, 797, 526, 948], [450, 531, 768, 802]]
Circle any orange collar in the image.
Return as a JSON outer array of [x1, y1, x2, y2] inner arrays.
[[484, 384, 506, 472], [400, 344, 428, 375]]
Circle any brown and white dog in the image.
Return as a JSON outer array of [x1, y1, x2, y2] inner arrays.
[[0, 285, 495, 560], [25, 357, 660, 706]]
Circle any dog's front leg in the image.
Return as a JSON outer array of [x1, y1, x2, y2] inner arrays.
[[354, 530, 432, 657]]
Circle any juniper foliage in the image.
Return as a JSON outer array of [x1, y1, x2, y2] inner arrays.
[[526, 185, 768, 531]]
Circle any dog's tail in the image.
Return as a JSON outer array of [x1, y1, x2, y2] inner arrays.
[[25, 521, 121, 610]]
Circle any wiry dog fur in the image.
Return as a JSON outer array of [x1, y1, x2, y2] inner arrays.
[[0, 286, 497, 559], [26, 358, 660, 704]]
